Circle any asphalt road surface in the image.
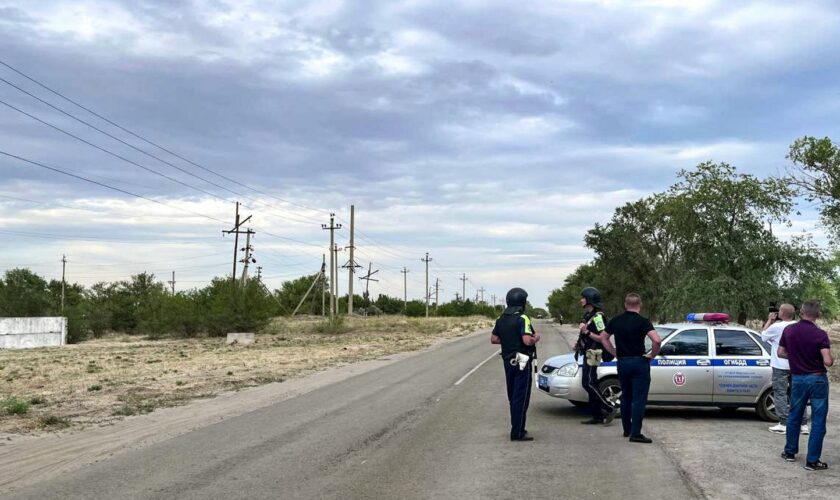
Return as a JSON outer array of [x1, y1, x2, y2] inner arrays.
[[7, 321, 838, 499]]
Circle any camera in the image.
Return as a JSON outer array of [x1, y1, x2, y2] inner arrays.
[[769, 303, 780, 322]]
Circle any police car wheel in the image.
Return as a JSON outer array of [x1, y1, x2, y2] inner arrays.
[[756, 389, 779, 422], [598, 378, 622, 410]]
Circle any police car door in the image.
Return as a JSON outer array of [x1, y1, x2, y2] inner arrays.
[[650, 328, 713, 402], [712, 329, 767, 404]]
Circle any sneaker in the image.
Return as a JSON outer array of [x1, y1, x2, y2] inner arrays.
[[580, 418, 604, 425], [801, 425, 810, 435], [768, 424, 786, 434], [781, 452, 796, 462], [804, 461, 828, 471], [629, 434, 653, 443]]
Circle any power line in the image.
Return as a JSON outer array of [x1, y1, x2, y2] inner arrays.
[[0, 58, 330, 219]]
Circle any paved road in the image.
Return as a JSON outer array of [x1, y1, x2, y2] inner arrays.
[[8, 321, 697, 499]]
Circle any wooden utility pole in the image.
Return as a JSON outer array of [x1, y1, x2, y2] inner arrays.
[[60, 254, 67, 313], [400, 267, 409, 313], [168, 271, 176, 294], [322, 214, 342, 319], [421, 253, 432, 317], [460, 273, 467, 303], [321, 254, 326, 317], [359, 263, 379, 314], [223, 202, 252, 284]]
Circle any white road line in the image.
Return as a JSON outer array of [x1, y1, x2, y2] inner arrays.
[[454, 351, 500, 386]]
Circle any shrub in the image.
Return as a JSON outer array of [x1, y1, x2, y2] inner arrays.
[[38, 414, 71, 429], [2, 396, 30, 415], [315, 316, 349, 334], [88, 384, 102, 392]]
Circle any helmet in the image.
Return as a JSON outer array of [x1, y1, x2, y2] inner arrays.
[[581, 287, 603, 309], [505, 287, 528, 308]]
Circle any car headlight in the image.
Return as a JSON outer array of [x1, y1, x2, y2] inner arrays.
[[558, 362, 579, 377]]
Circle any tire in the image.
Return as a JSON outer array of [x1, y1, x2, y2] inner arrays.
[[756, 389, 779, 422], [598, 377, 622, 412], [570, 400, 588, 408]]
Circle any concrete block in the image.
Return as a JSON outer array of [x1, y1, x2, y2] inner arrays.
[[0, 317, 66, 349], [226, 332, 255, 346]]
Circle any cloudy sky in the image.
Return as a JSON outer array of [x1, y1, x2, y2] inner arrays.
[[1, 0, 838, 308]]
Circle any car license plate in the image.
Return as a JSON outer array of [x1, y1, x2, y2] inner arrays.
[[538, 375, 549, 390]]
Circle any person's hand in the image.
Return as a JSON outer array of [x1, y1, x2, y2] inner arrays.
[[643, 353, 656, 360], [768, 312, 778, 321], [578, 322, 586, 333]]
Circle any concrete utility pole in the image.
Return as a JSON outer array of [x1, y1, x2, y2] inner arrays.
[[342, 205, 362, 315], [223, 202, 252, 284], [460, 273, 468, 302], [60, 254, 67, 313], [455, 292, 461, 302], [168, 271, 176, 294], [256, 266, 262, 282], [491, 294, 497, 309], [434, 278, 440, 312], [421, 253, 432, 317], [477, 287, 486, 304], [333, 243, 343, 311], [400, 267, 409, 313], [239, 229, 256, 286], [322, 214, 342, 319]]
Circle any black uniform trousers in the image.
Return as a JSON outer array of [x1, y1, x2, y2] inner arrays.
[[503, 358, 532, 439], [617, 356, 651, 437], [582, 362, 612, 421]]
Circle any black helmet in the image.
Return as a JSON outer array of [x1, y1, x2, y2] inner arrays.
[[506, 287, 528, 308], [581, 287, 603, 309]]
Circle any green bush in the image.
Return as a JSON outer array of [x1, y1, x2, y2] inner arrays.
[[2, 396, 30, 415], [315, 316, 349, 334]]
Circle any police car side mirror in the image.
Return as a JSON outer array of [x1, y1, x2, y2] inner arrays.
[[660, 344, 676, 356]]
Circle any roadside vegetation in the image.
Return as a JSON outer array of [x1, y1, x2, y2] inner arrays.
[[549, 137, 840, 325], [0, 315, 493, 434]]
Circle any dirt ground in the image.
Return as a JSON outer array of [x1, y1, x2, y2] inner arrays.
[[0, 315, 492, 435]]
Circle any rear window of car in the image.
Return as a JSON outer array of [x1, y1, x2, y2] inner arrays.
[[714, 329, 763, 356], [747, 330, 770, 355]]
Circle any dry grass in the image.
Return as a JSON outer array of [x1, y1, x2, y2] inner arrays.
[[0, 315, 492, 435], [823, 323, 840, 383]]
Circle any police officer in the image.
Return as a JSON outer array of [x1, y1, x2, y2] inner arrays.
[[491, 287, 540, 441], [576, 287, 616, 425]]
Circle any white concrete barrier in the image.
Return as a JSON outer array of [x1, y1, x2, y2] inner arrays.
[[225, 332, 255, 346], [0, 317, 67, 349]]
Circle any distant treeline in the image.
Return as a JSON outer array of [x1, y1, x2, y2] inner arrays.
[[0, 269, 537, 343], [548, 137, 840, 325]]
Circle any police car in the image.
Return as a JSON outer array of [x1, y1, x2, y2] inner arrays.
[[537, 313, 778, 421]]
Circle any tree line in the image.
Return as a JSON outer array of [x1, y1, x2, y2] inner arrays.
[[0, 269, 509, 343], [547, 136, 840, 325]]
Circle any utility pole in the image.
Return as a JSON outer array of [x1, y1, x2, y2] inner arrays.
[[333, 243, 343, 312], [359, 263, 379, 315], [239, 228, 256, 286], [460, 273, 467, 302], [343, 205, 362, 315], [455, 292, 461, 302], [256, 266, 262, 282], [223, 202, 252, 284], [168, 271, 176, 294], [434, 278, 440, 312], [491, 294, 497, 309], [421, 253, 432, 317], [477, 286, 486, 304], [60, 254, 67, 313], [400, 267, 409, 313], [321, 254, 327, 317], [322, 214, 342, 319]]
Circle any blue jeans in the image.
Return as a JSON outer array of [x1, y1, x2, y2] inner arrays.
[[784, 374, 829, 463], [617, 357, 651, 437]]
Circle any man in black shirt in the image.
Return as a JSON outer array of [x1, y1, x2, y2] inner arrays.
[[601, 293, 662, 443], [491, 287, 540, 441]]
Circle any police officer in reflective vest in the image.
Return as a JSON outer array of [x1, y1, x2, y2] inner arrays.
[[576, 287, 616, 425], [491, 287, 541, 441]]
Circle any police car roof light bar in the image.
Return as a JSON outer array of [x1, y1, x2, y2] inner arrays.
[[686, 312, 731, 323]]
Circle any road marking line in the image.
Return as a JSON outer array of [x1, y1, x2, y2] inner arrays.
[[454, 351, 499, 386]]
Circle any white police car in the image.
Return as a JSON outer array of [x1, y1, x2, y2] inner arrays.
[[537, 314, 778, 421]]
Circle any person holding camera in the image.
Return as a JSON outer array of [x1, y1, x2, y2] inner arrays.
[[760, 304, 809, 435]]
